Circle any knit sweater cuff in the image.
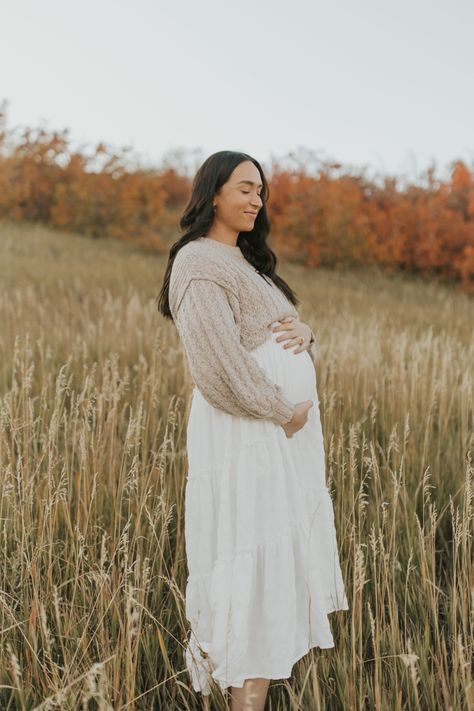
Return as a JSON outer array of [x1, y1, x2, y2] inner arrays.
[[270, 392, 296, 426]]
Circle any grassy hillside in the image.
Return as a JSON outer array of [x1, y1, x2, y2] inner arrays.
[[0, 221, 473, 709]]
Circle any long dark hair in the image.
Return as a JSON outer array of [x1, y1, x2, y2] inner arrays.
[[156, 150, 299, 320]]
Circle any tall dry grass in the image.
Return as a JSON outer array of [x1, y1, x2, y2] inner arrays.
[[0, 220, 473, 710]]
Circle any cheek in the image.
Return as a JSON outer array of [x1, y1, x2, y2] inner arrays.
[[228, 195, 247, 213]]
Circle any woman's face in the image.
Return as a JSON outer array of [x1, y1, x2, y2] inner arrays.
[[213, 160, 264, 232]]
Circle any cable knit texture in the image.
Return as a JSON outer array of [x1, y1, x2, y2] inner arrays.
[[169, 236, 317, 426]]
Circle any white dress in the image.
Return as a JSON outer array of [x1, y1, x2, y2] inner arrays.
[[184, 319, 349, 695]]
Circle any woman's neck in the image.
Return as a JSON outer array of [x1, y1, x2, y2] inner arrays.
[[201, 236, 243, 256]]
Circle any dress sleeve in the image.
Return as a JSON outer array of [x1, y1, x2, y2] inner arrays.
[[175, 278, 296, 426]]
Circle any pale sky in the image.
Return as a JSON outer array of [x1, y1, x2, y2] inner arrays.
[[2, 0, 473, 185]]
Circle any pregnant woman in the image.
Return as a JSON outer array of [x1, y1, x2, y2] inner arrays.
[[157, 151, 348, 710]]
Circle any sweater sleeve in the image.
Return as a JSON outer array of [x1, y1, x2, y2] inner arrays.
[[175, 278, 296, 426]]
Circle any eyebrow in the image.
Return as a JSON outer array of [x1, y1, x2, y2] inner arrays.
[[237, 180, 263, 188]]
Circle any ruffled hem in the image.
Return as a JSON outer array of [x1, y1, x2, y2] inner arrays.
[[183, 514, 348, 696], [185, 603, 348, 696]]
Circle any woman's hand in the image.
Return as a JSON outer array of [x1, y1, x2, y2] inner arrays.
[[272, 316, 314, 355], [281, 400, 314, 438]]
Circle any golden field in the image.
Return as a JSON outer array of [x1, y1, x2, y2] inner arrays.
[[0, 221, 473, 710]]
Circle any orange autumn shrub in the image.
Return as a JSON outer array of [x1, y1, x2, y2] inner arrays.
[[1, 101, 473, 292]]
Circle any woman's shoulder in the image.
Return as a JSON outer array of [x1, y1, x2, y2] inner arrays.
[[169, 239, 238, 317], [171, 239, 238, 283], [172, 238, 212, 270]]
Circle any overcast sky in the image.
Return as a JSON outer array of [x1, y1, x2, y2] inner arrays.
[[2, 0, 473, 184]]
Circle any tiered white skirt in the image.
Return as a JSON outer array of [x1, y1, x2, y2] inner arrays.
[[183, 322, 349, 695]]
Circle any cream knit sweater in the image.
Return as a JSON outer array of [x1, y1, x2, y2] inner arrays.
[[169, 236, 317, 426]]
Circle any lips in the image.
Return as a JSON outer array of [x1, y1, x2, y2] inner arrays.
[[244, 212, 257, 216]]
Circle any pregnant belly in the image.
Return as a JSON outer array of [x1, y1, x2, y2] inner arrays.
[[251, 321, 318, 405]]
